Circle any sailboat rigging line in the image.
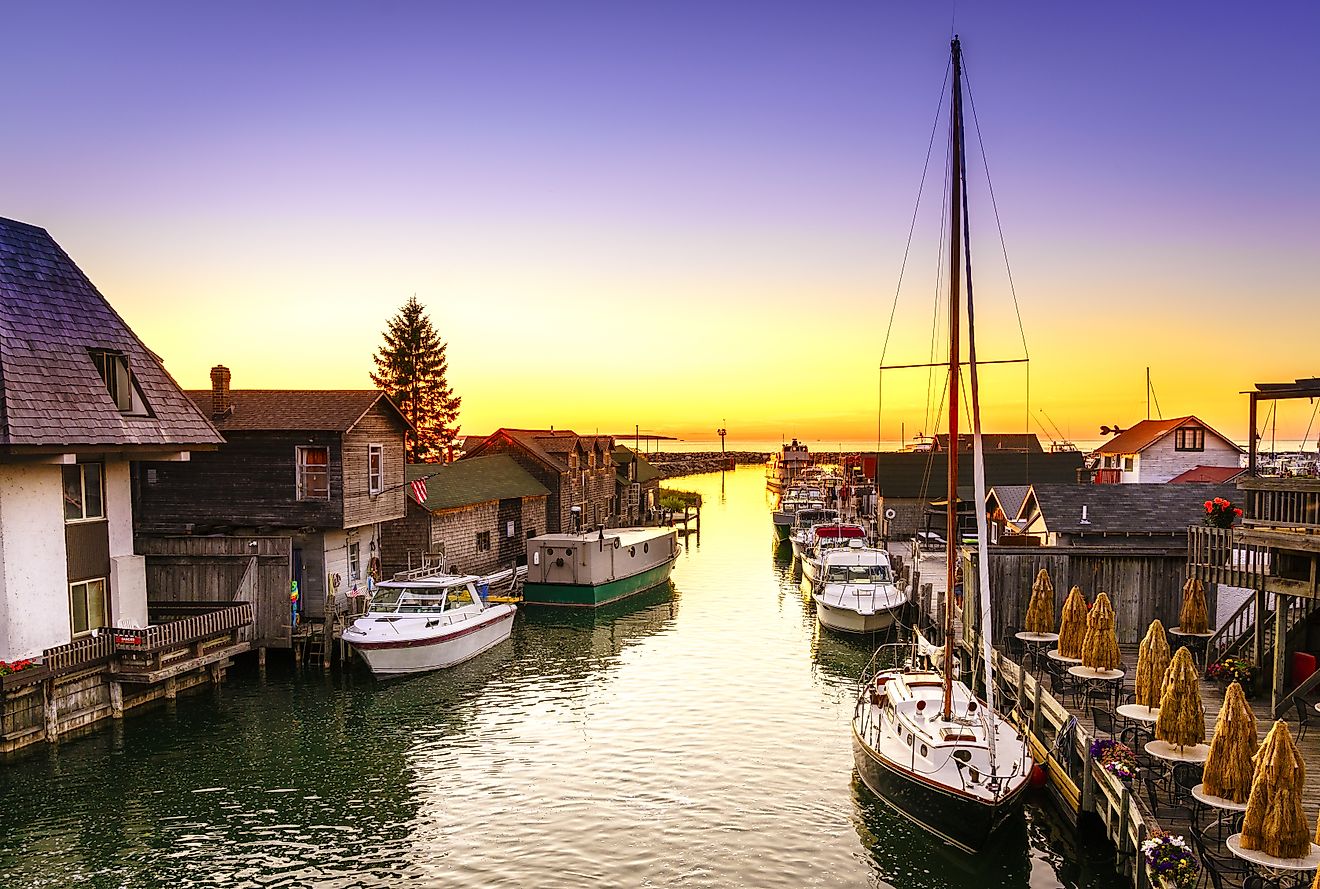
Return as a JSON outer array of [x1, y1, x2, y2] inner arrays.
[[878, 59, 952, 368], [960, 60, 1030, 362]]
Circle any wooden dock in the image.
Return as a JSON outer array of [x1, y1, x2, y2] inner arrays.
[[990, 640, 1320, 889]]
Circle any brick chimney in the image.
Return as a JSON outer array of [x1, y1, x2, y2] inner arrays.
[[210, 365, 232, 419]]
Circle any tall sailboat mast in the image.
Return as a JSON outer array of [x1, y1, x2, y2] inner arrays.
[[942, 36, 965, 722]]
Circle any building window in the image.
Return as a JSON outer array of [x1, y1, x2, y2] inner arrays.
[[63, 463, 105, 522], [70, 578, 107, 636], [89, 350, 142, 414], [297, 446, 330, 500], [476, 531, 491, 552], [368, 444, 383, 496], [1175, 427, 1205, 451], [348, 541, 361, 582]]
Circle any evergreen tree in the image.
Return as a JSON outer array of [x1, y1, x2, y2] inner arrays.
[[370, 296, 461, 462]]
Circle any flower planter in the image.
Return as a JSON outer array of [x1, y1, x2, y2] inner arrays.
[[0, 664, 50, 693]]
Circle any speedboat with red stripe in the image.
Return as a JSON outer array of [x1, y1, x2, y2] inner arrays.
[[343, 572, 516, 676]]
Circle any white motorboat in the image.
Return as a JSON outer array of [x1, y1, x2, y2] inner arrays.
[[799, 522, 867, 584], [812, 547, 906, 634], [343, 572, 517, 676]]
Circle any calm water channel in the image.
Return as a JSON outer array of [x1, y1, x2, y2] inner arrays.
[[0, 466, 1124, 888]]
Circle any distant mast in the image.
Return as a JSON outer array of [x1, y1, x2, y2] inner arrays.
[[943, 36, 965, 722]]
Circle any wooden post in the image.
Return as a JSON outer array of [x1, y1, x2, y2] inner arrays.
[[43, 679, 59, 743], [1273, 593, 1290, 714], [109, 681, 124, 719]]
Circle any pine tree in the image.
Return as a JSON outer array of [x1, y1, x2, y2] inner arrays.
[[370, 296, 461, 462]]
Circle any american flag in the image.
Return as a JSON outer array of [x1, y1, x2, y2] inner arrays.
[[411, 478, 429, 504]]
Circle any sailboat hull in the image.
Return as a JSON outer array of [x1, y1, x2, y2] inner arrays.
[[851, 729, 1027, 854]]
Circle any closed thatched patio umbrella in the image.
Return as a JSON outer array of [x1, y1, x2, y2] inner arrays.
[[1156, 646, 1205, 749], [1024, 568, 1055, 635], [1201, 681, 1259, 803], [1057, 586, 1088, 659], [1179, 576, 1210, 634], [1081, 592, 1120, 672], [1134, 619, 1171, 711], [1240, 719, 1310, 859]]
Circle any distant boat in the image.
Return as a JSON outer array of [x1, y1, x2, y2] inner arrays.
[[343, 570, 518, 676], [766, 439, 812, 492], [523, 527, 680, 607], [851, 36, 1032, 853]]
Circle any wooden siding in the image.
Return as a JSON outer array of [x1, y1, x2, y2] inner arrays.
[[135, 431, 344, 533], [342, 403, 408, 529], [137, 535, 292, 647], [969, 544, 1201, 646], [379, 501, 433, 578]]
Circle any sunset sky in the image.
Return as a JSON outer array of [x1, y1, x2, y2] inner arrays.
[[3, 2, 1316, 448]]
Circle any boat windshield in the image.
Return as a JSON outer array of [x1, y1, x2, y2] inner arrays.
[[368, 583, 476, 614], [826, 564, 892, 583]]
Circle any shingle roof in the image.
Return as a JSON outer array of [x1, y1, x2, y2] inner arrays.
[[0, 216, 224, 449], [183, 390, 408, 432], [406, 455, 548, 510], [1092, 416, 1242, 456], [469, 428, 615, 472], [987, 484, 1031, 521], [1020, 482, 1236, 535], [1168, 465, 1245, 484], [613, 445, 660, 483]]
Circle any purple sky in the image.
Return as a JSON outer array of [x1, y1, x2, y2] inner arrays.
[[3, 2, 1317, 443]]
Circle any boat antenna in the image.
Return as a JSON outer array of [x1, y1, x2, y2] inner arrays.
[[942, 35, 965, 722]]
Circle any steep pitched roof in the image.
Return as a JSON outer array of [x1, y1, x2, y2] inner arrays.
[[184, 390, 409, 432], [1019, 482, 1236, 536], [468, 428, 615, 472], [406, 455, 548, 510], [1168, 465, 1246, 484], [613, 445, 660, 483], [1092, 416, 1242, 456], [0, 217, 223, 449]]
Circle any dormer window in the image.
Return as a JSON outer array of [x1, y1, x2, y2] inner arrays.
[[1175, 427, 1205, 451], [89, 349, 148, 415]]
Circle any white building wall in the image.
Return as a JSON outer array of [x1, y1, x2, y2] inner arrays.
[[0, 464, 72, 659], [1136, 433, 1240, 484], [105, 459, 148, 627]]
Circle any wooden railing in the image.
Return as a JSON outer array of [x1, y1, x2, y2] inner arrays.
[[1240, 477, 1320, 530], [1186, 525, 1270, 589], [107, 603, 252, 653], [41, 634, 115, 675]]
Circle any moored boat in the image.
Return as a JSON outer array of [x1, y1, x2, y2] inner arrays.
[[343, 572, 517, 677], [523, 526, 679, 607], [812, 547, 906, 634]]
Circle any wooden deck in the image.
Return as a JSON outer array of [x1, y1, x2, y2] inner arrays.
[[1012, 641, 1320, 888]]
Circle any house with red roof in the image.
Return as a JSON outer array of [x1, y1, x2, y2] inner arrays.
[[1088, 416, 1242, 484]]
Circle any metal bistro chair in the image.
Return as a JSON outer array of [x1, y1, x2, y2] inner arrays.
[[1293, 697, 1316, 742]]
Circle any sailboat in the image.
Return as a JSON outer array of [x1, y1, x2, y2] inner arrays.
[[850, 36, 1033, 853]]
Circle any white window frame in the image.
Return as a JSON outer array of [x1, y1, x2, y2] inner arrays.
[[70, 577, 108, 637], [63, 463, 106, 523], [296, 445, 331, 501], [368, 444, 384, 496], [348, 541, 361, 582]]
